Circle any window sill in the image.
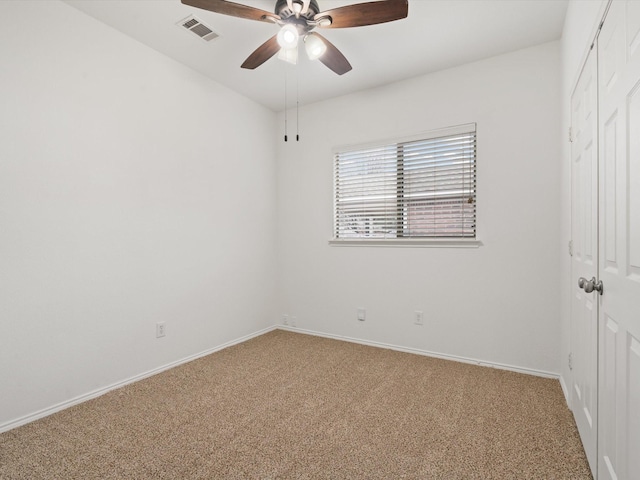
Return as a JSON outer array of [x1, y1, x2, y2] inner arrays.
[[328, 239, 483, 248]]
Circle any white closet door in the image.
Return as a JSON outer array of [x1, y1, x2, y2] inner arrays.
[[597, 1, 640, 479], [570, 47, 599, 477]]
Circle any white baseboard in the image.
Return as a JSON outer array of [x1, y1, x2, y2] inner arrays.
[[2, 323, 561, 433], [277, 326, 560, 379], [0, 325, 277, 434]]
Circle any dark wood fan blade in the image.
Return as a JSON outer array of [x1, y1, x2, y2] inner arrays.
[[315, 33, 352, 75], [181, 0, 279, 23], [315, 0, 408, 28], [241, 35, 281, 70]]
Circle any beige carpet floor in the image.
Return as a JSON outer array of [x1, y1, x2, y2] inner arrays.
[[0, 330, 591, 479]]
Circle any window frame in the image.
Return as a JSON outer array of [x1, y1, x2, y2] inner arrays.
[[330, 123, 482, 248]]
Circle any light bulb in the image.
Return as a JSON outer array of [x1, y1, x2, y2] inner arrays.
[[277, 24, 299, 50], [304, 33, 327, 60]]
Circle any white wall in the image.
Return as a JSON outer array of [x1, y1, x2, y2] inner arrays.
[[559, 0, 608, 401], [0, 0, 278, 429], [0, 0, 583, 432], [277, 41, 562, 375]]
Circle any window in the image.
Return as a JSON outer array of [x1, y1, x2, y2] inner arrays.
[[333, 124, 476, 242]]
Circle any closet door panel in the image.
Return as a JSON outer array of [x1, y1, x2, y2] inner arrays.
[[571, 49, 599, 477], [597, 2, 640, 479]]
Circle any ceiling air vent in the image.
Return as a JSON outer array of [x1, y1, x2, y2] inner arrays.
[[177, 15, 219, 42]]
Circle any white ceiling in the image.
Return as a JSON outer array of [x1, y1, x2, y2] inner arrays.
[[64, 0, 568, 112]]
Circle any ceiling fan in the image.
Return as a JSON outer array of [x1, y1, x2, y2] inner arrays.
[[181, 0, 409, 75]]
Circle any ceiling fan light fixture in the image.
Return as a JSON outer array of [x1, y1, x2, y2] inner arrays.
[[304, 33, 326, 60], [277, 24, 299, 50]]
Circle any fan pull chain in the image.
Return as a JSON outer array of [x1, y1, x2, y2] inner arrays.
[[284, 65, 288, 142], [296, 64, 300, 141]]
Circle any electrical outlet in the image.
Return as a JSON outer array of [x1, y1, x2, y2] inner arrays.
[[414, 311, 424, 326], [357, 308, 366, 322], [282, 314, 289, 326], [156, 322, 166, 338], [290, 316, 297, 327]]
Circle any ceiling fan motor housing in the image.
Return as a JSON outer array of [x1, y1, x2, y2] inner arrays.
[[275, 0, 320, 21]]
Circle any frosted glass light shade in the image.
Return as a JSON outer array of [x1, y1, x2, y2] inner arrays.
[[304, 33, 326, 60], [278, 45, 298, 64], [277, 24, 299, 50]]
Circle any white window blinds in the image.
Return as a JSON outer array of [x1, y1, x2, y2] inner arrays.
[[334, 124, 476, 240]]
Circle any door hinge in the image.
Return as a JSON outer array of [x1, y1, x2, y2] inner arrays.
[[568, 240, 573, 256], [568, 352, 573, 371], [569, 126, 573, 143]]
